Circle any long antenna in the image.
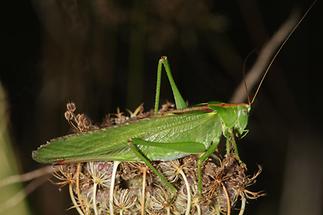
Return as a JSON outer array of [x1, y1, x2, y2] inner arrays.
[[242, 49, 257, 105], [250, 0, 317, 104]]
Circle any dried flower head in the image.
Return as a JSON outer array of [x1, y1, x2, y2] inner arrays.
[[159, 160, 182, 183], [159, 101, 175, 113], [85, 162, 113, 188], [113, 188, 138, 214], [52, 164, 76, 187]]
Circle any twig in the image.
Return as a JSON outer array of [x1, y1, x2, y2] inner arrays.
[[0, 165, 55, 188], [0, 176, 49, 212], [230, 11, 299, 103]]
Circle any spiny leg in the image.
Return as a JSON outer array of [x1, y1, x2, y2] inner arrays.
[[225, 129, 240, 160], [154, 56, 187, 113]]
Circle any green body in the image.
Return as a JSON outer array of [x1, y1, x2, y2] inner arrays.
[[32, 56, 250, 194], [33, 112, 219, 163], [33, 104, 249, 164]]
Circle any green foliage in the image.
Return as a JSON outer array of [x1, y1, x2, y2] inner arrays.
[[0, 85, 31, 215]]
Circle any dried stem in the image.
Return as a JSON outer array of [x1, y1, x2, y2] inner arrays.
[[0, 166, 55, 188], [166, 207, 171, 215], [92, 182, 98, 215], [179, 170, 191, 215], [238, 195, 246, 215], [141, 167, 147, 215], [231, 11, 299, 103], [69, 182, 84, 215], [0, 177, 48, 213], [75, 163, 85, 213], [196, 204, 201, 215], [221, 183, 231, 215], [110, 161, 120, 215]]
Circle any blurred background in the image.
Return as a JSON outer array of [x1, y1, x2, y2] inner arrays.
[[1, 0, 322, 214]]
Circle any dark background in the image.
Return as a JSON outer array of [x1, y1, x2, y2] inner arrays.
[[1, 0, 322, 214]]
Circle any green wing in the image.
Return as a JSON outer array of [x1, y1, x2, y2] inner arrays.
[[32, 112, 221, 163]]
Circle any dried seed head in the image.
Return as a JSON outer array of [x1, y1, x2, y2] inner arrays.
[[159, 101, 175, 113], [67, 102, 76, 112], [86, 162, 113, 188], [54, 155, 263, 215], [52, 164, 77, 187], [146, 186, 171, 213], [120, 162, 148, 181], [174, 183, 200, 214], [64, 102, 95, 132], [64, 111, 74, 121], [159, 160, 182, 183], [181, 156, 197, 181], [101, 114, 113, 127], [113, 188, 138, 213], [75, 114, 93, 131], [114, 108, 129, 125], [65, 103, 77, 123]]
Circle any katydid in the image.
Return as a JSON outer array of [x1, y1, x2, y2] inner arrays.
[[32, 56, 249, 194], [32, 0, 316, 196]]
